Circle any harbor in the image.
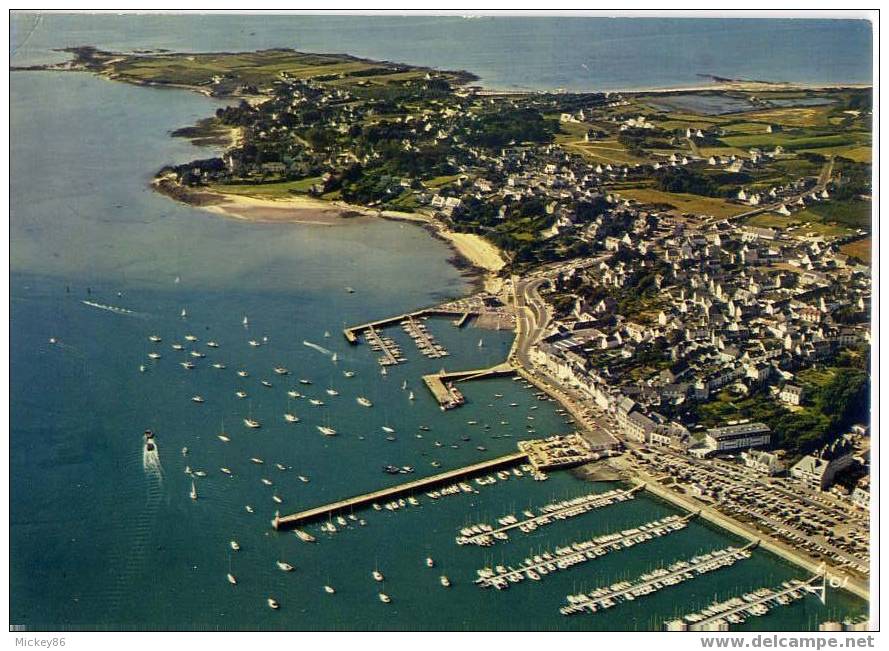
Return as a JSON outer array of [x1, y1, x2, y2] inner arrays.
[[402, 316, 449, 359], [474, 513, 695, 590], [666, 576, 823, 631], [559, 542, 759, 616], [422, 361, 515, 409], [456, 485, 644, 546]]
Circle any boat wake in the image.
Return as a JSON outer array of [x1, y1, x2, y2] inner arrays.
[[81, 300, 139, 316], [303, 340, 333, 357], [142, 447, 163, 480]]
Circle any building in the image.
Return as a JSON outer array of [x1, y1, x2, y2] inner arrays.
[[790, 436, 855, 491], [741, 449, 784, 475], [779, 384, 805, 406], [704, 422, 771, 453]]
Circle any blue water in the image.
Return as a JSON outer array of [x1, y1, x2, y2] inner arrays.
[[10, 15, 870, 630], [10, 13, 873, 91]]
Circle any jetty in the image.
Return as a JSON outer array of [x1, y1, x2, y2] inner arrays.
[[272, 452, 526, 529], [422, 361, 515, 409], [475, 514, 694, 590], [559, 542, 758, 616], [456, 485, 644, 546], [666, 576, 822, 631], [343, 307, 473, 344]]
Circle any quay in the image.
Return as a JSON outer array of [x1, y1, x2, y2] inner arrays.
[[343, 307, 473, 344], [457, 485, 644, 546], [365, 326, 402, 366], [422, 361, 515, 409], [475, 513, 694, 590], [666, 576, 822, 631], [272, 452, 527, 529]]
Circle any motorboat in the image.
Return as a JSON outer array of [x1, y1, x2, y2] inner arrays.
[[179, 361, 195, 370], [245, 505, 254, 513], [190, 351, 205, 358], [276, 561, 294, 572], [284, 413, 299, 423], [357, 397, 373, 407], [248, 340, 261, 347], [426, 557, 435, 568], [230, 540, 240, 551], [261, 380, 273, 388], [184, 334, 197, 342], [148, 335, 162, 343], [378, 593, 391, 604], [274, 367, 289, 375], [267, 598, 279, 610], [324, 585, 335, 594], [227, 573, 237, 585], [317, 426, 337, 436], [299, 379, 312, 385], [171, 344, 184, 351], [440, 576, 451, 587], [382, 426, 395, 434], [237, 370, 249, 377], [261, 478, 273, 486], [272, 495, 283, 504], [250, 457, 264, 464], [212, 362, 226, 369], [309, 399, 324, 406], [189, 481, 197, 500], [244, 418, 261, 428], [325, 388, 339, 396], [148, 352, 162, 360], [220, 467, 232, 475], [207, 341, 219, 348], [343, 371, 356, 378], [373, 571, 384, 582], [192, 395, 205, 403], [235, 391, 247, 399], [295, 529, 316, 543], [287, 390, 302, 399]]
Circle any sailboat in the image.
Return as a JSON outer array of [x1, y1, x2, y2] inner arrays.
[[380, 366, 387, 376], [478, 339, 484, 347], [189, 481, 197, 500], [408, 391, 415, 401], [242, 315, 249, 328], [331, 352, 338, 363], [181, 308, 187, 318]]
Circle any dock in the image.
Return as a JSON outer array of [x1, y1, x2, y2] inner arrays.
[[475, 514, 694, 590], [667, 576, 822, 631], [343, 307, 472, 345], [272, 452, 527, 529], [456, 485, 644, 546], [422, 361, 515, 409]]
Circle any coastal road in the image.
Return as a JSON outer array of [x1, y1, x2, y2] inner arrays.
[[512, 276, 550, 367]]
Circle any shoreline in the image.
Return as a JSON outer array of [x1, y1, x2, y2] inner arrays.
[[153, 177, 507, 293]]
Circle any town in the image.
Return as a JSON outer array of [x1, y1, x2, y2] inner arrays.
[[50, 45, 872, 601]]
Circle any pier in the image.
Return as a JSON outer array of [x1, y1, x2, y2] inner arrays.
[[559, 542, 758, 616], [365, 326, 402, 366], [422, 361, 515, 409], [272, 452, 527, 529], [402, 316, 448, 359], [666, 576, 822, 631], [343, 307, 473, 345], [475, 514, 695, 590], [457, 485, 644, 546]]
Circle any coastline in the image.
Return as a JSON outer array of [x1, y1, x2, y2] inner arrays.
[[153, 176, 507, 292]]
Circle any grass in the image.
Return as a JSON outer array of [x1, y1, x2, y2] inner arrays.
[[839, 238, 872, 264], [719, 131, 868, 152], [799, 200, 872, 230], [209, 177, 321, 199], [616, 188, 743, 218], [738, 106, 834, 128], [423, 174, 461, 189]]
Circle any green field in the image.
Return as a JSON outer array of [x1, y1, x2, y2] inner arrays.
[[840, 238, 872, 263], [797, 200, 872, 230], [617, 187, 743, 218], [209, 177, 321, 199]]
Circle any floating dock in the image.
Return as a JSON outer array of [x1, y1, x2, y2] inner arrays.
[[343, 308, 473, 344], [272, 452, 527, 529], [666, 576, 822, 631]]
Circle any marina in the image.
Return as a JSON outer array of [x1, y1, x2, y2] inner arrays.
[[456, 485, 644, 546], [401, 316, 449, 359], [666, 576, 823, 631], [363, 326, 404, 368], [559, 542, 759, 616], [422, 362, 515, 410], [475, 514, 695, 589]]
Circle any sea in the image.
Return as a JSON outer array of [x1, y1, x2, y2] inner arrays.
[[10, 13, 871, 631]]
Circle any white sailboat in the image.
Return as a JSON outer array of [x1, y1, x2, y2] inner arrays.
[[408, 391, 415, 401], [189, 481, 197, 500]]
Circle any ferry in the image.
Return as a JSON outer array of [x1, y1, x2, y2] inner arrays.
[[378, 593, 391, 604], [230, 540, 240, 551], [189, 481, 197, 500], [357, 397, 373, 407], [440, 576, 451, 587], [235, 391, 247, 399], [192, 395, 205, 404], [274, 367, 289, 375], [248, 340, 261, 347], [207, 341, 219, 348], [179, 361, 195, 370], [212, 362, 226, 369], [267, 598, 279, 610], [317, 426, 337, 436], [295, 529, 316, 543], [184, 334, 198, 342], [325, 388, 339, 396], [237, 370, 249, 377], [284, 413, 299, 423], [227, 573, 237, 585], [276, 561, 294, 572], [244, 418, 261, 429], [148, 352, 162, 360], [148, 335, 162, 343], [324, 585, 336, 594]]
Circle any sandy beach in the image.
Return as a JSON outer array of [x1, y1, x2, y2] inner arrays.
[[155, 179, 509, 290]]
